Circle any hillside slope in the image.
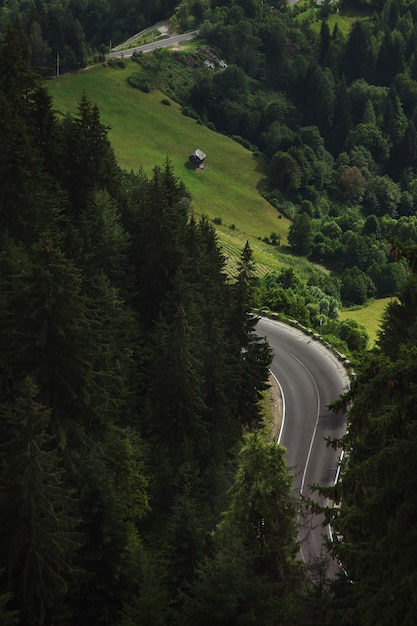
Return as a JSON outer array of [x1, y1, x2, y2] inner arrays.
[[48, 62, 291, 276]]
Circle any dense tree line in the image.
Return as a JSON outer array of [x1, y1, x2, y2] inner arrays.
[[160, 0, 417, 307], [0, 29, 322, 625], [0, 0, 178, 71], [309, 244, 417, 625]]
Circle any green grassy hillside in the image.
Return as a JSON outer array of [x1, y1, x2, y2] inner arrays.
[[340, 297, 394, 347], [47, 61, 291, 276], [47, 60, 389, 344]]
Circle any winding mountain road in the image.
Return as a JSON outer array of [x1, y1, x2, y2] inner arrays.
[[256, 316, 350, 575]]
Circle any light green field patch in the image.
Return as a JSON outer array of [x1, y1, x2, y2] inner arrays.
[[325, 11, 359, 35], [340, 297, 395, 347], [295, 0, 370, 36]]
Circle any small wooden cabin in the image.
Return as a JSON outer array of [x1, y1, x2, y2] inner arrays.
[[189, 148, 206, 168]]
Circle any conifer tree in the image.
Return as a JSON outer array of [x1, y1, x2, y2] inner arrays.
[[60, 93, 120, 216], [0, 240, 98, 441], [183, 217, 242, 464], [0, 378, 80, 625], [341, 21, 374, 84], [69, 427, 149, 625], [312, 248, 417, 624], [128, 160, 189, 326], [0, 91, 59, 244], [318, 21, 331, 66], [319, 348, 417, 625], [330, 75, 352, 155], [145, 268, 207, 491], [182, 434, 305, 625], [77, 189, 132, 294], [227, 242, 272, 429], [0, 27, 37, 117], [0, 588, 19, 625]]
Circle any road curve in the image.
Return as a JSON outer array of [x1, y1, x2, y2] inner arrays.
[[256, 316, 349, 574]]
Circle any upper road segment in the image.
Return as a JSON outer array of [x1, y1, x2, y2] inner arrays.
[[107, 31, 200, 59]]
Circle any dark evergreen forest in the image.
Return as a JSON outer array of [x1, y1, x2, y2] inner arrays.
[[310, 243, 417, 626], [0, 27, 315, 626], [0, 0, 178, 71]]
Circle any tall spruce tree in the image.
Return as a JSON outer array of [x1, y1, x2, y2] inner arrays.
[[0, 379, 80, 625], [60, 93, 120, 216], [182, 434, 305, 625], [145, 268, 207, 499], [312, 248, 417, 624], [0, 29, 60, 245], [183, 217, 243, 470], [227, 242, 272, 429], [128, 160, 190, 327], [68, 427, 149, 626], [0, 239, 105, 442]]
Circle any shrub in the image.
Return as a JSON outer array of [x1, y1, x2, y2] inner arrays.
[[181, 106, 200, 119], [161, 98, 171, 106], [108, 58, 126, 69], [127, 74, 151, 92], [269, 232, 281, 246]]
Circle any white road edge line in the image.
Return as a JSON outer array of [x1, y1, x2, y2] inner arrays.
[[269, 369, 286, 445], [269, 366, 308, 562], [291, 354, 320, 564], [328, 449, 345, 542], [291, 354, 321, 497]]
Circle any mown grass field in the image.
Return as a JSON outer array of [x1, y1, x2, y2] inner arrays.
[[340, 297, 394, 347], [295, 0, 371, 35], [47, 61, 291, 276]]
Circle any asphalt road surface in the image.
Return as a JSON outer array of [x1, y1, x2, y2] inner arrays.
[[107, 31, 199, 59], [256, 316, 350, 576]]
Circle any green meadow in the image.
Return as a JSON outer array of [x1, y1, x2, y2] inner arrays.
[[47, 60, 386, 344], [340, 297, 394, 347], [47, 61, 290, 277], [295, 0, 371, 35]]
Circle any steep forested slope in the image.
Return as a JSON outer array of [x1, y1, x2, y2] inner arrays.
[[0, 29, 314, 625], [312, 245, 417, 625]]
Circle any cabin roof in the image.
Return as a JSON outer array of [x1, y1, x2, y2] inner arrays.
[[190, 149, 206, 161]]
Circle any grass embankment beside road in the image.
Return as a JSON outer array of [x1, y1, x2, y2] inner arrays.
[[47, 62, 291, 277]]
